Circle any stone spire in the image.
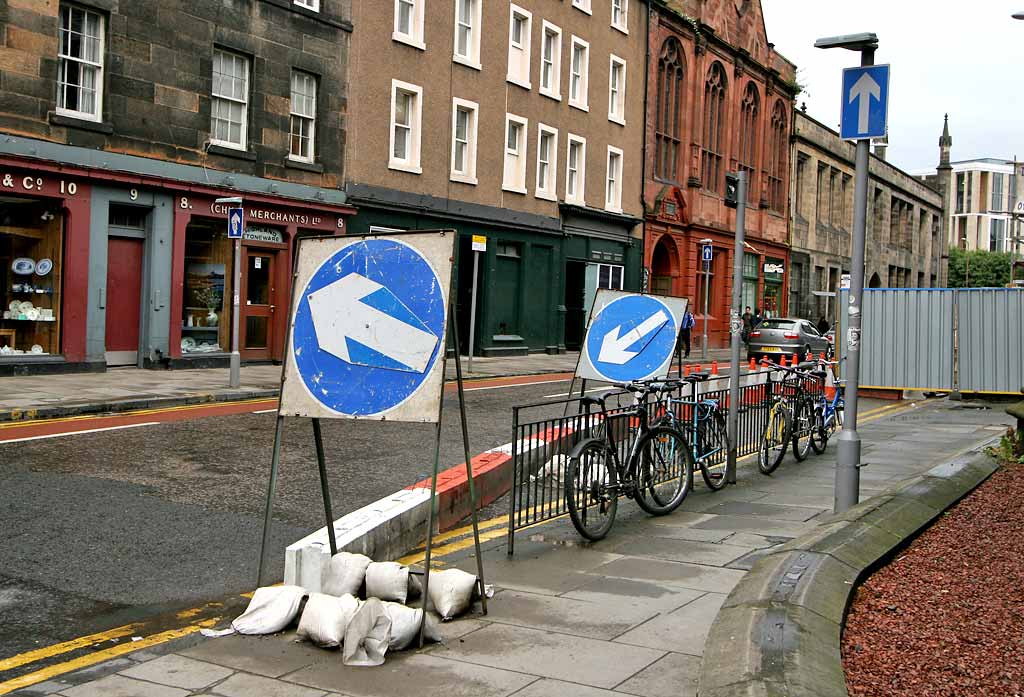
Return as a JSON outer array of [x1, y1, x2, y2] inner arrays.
[[939, 113, 952, 168]]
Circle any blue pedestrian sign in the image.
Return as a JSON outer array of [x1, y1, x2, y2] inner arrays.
[[577, 291, 689, 384], [840, 65, 890, 141], [227, 207, 244, 239], [279, 233, 454, 422]]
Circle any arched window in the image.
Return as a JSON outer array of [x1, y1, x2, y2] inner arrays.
[[767, 100, 788, 212], [701, 62, 727, 193], [655, 38, 684, 182], [738, 83, 759, 203]]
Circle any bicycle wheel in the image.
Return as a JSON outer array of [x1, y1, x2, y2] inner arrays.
[[758, 405, 790, 475], [698, 409, 730, 491], [634, 425, 693, 516], [809, 404, 828, 454], [564, 439, 618, 541], [791, 395, 814, 462]]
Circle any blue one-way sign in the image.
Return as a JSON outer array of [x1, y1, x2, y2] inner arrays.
[[228, 207, 244, 239], [840, 65, 889, 141]]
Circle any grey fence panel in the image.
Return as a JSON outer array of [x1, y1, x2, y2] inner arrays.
[[844, 289, 955, 391], [958, 289, 1024, 394]]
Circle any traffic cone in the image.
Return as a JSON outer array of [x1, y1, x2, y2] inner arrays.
[[781, 355, 789, 367], [819, 351, 826, 361], [761, 357, 770, 368], [711, 360, 719, 375], [749, 357, 757, 371], [695, 364, 702, 373], [684, 364, 691, 377]]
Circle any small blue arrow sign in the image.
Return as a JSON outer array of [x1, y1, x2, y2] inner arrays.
[[227, 207, 244, 239], [840, 65, 889, 141], [584, 295, 678, 383]]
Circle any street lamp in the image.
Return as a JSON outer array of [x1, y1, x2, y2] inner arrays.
[[215, 196, 243, 388], [700, 237, 712, 360], [1013, 11, 1024, 19], [814, 31, 878, 514]]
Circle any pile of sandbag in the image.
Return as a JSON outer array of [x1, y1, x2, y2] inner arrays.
[[224, 553, 484, 666]]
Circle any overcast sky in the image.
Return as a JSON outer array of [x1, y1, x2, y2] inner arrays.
[[761, 0, 1024, 173]]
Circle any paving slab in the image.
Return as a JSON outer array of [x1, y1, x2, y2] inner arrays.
[[118, 655, 234, 692], [609, 536, 754, 567], [561, 576, 705, 615], [284, 651, 535, 697], [592, 556, 747, 594], [478, 589, 659, 640], [454, 545, 621, 596], [695, 501, 824, 522], [509, 679, 622, 697], [58, 674, 190, 697], [690, 515, 811, 538], [208, 671, 327, 697], [179, 633, 330, 678], [613, 652, 701, 697], [613, 592, 727, 656], [432, 623, 665, 689]]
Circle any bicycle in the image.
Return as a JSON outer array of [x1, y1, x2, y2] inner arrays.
[[657, 371, 730, 491], [809, 359, 845, 454], [758, 361, 818, 474], [564, 380, 695, 541]]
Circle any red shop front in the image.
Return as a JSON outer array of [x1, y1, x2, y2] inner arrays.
[[169, 193, 354, 366]]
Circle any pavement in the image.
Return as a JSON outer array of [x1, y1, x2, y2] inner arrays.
[[11, 396, 1012, 697], [0, 350, 737, 422]]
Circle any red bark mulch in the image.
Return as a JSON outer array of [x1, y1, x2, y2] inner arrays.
[[843, 458, 1024, 697]]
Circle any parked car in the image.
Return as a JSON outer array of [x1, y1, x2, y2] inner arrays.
[[747, 318, 831, 362]]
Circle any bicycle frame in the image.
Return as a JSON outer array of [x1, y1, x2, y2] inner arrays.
[[580, 391, 656, 495], [667, 380, 725, 467]]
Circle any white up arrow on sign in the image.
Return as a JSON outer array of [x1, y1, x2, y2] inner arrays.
[[849, 72, 881, 135], [597, 310, 669, 365], [307, 272, 439, 373]]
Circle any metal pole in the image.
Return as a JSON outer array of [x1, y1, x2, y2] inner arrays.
[[701, 262, 710, 360], [256, 415, 285, 586], [230, 237, 242, 388], [311, 418, 338, 556], [727, 171, 748, 485], [835, 46, 874, 514], [450, 309, 488, 614], [467, 250, 480, 374], [418, 369, 448, 646]]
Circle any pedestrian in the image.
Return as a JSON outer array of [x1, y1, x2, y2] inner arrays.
[[742, 306, 753, 342], [679, 304, 696, 359], [817, 316, 830, 335], [752, 307, 763, 328]]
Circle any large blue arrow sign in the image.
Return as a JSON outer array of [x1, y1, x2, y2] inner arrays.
[[584, 295, 678, 383], [840, 65, 889, 141]]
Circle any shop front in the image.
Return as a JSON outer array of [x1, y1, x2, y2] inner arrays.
[[762, 257, 786, 319], [0, 163, 91, 374]]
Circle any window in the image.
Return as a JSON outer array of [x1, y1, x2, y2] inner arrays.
[[569, 37, 589, 111], [608, 55, 626, 124], [816, 164, 828, 222], [566, 134, 586, 205], [742, 253, 759, 311], [572, 0, 592, 14], [991, 219, 1007, 251], [767, 100, 787, 212], [839, 174, 850, 229], [450, 98, 478, 184], [535, 124, 558, 200], [795, 154, 808, 218], [453, 0, 481, 68], [389, 79, 422, 173], [829, 169, 838, 226], [598, 264, 624, 290], [605, 146, 623, 213], [701, 62, 726, 193], [293, 0, 319, 10], [57, 5, 104, 121], [503, 114, 528, 193], [540, 21, 562, 100], [211, 49, 249, 150], [738, 83, 759, 203], [955, 172, 966, 213], [966, 171, 973, 212], [507, 5, 532, 88], [289, 71, 317, 162], [992, 172, 1005, 211], [394, 0, 425, 49], [611, 0, 628, 33], [654, 38, 684, 182]]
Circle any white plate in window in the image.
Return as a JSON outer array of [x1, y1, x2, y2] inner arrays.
[[8, 301, 19, 312], [35, 258, 53, 276], [181, 337, 197, 351], [30, 344, 43, 354], [11, 258, 34, 275], [26, 308, 40, 321], [18, 301, 33, 313]]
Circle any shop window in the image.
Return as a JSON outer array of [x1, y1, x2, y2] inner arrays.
[[742, 252, 759, 312], [181, 220, 232, 354], [496, 242, 520, 258], [0, 197, 64, 357], [695, 257, 715, 317], [597, 263, 623, 290]]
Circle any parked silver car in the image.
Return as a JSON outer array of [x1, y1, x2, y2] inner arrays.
[[747, 318, 831, 361]]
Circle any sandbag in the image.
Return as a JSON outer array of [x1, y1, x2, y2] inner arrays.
[[342, 598, 391, 667], [231, 585, 307, 635], [296, 593, 361, 648], [365, 561, 409, 604], [323, 552, 372, 597], [427, 569, 478, 621], [381, 601, 442, 651]]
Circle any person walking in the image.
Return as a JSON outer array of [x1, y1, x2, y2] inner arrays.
[[752, 307, 763, 328], [679, 305, 696, 359], [817, 316, 831, 335], [742, 306, 753, 343]]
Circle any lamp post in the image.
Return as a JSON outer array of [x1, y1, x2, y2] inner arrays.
[[215, 196, 243, 388], [1013, 10, 1024, 19], [814, 31, 879, 513]]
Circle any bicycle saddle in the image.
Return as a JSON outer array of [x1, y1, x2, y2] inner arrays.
[[684, 371, 711, 382]]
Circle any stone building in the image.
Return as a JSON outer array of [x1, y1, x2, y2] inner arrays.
[[0, 0, 354, 373], [343, 0, 648, 355], [789, 110, 946, 324], [644, 0, 797, 349]]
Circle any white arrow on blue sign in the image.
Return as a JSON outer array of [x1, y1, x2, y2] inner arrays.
[[279, 233, 454, 422], [227, 207, 244, 239], [702, 244, 713, 263], [840, 65, 890, 141], [577, 291, 689, 384]]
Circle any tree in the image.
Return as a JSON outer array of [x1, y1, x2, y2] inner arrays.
[[946, 247, 1014, 288]]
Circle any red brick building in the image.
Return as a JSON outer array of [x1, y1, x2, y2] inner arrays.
[[644, 0, 796, 348]]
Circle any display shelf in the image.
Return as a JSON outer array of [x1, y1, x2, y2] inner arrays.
[[1, 318, 56, 322], [182, 326, 220, 331], [8, 289, 54, 294]]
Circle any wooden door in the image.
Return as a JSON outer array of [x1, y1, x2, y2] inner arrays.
[[105, 237, 144, 366], [241, 249, 276, 360]]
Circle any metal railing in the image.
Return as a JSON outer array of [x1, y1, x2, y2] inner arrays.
[[504, 370, 823, 554]]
